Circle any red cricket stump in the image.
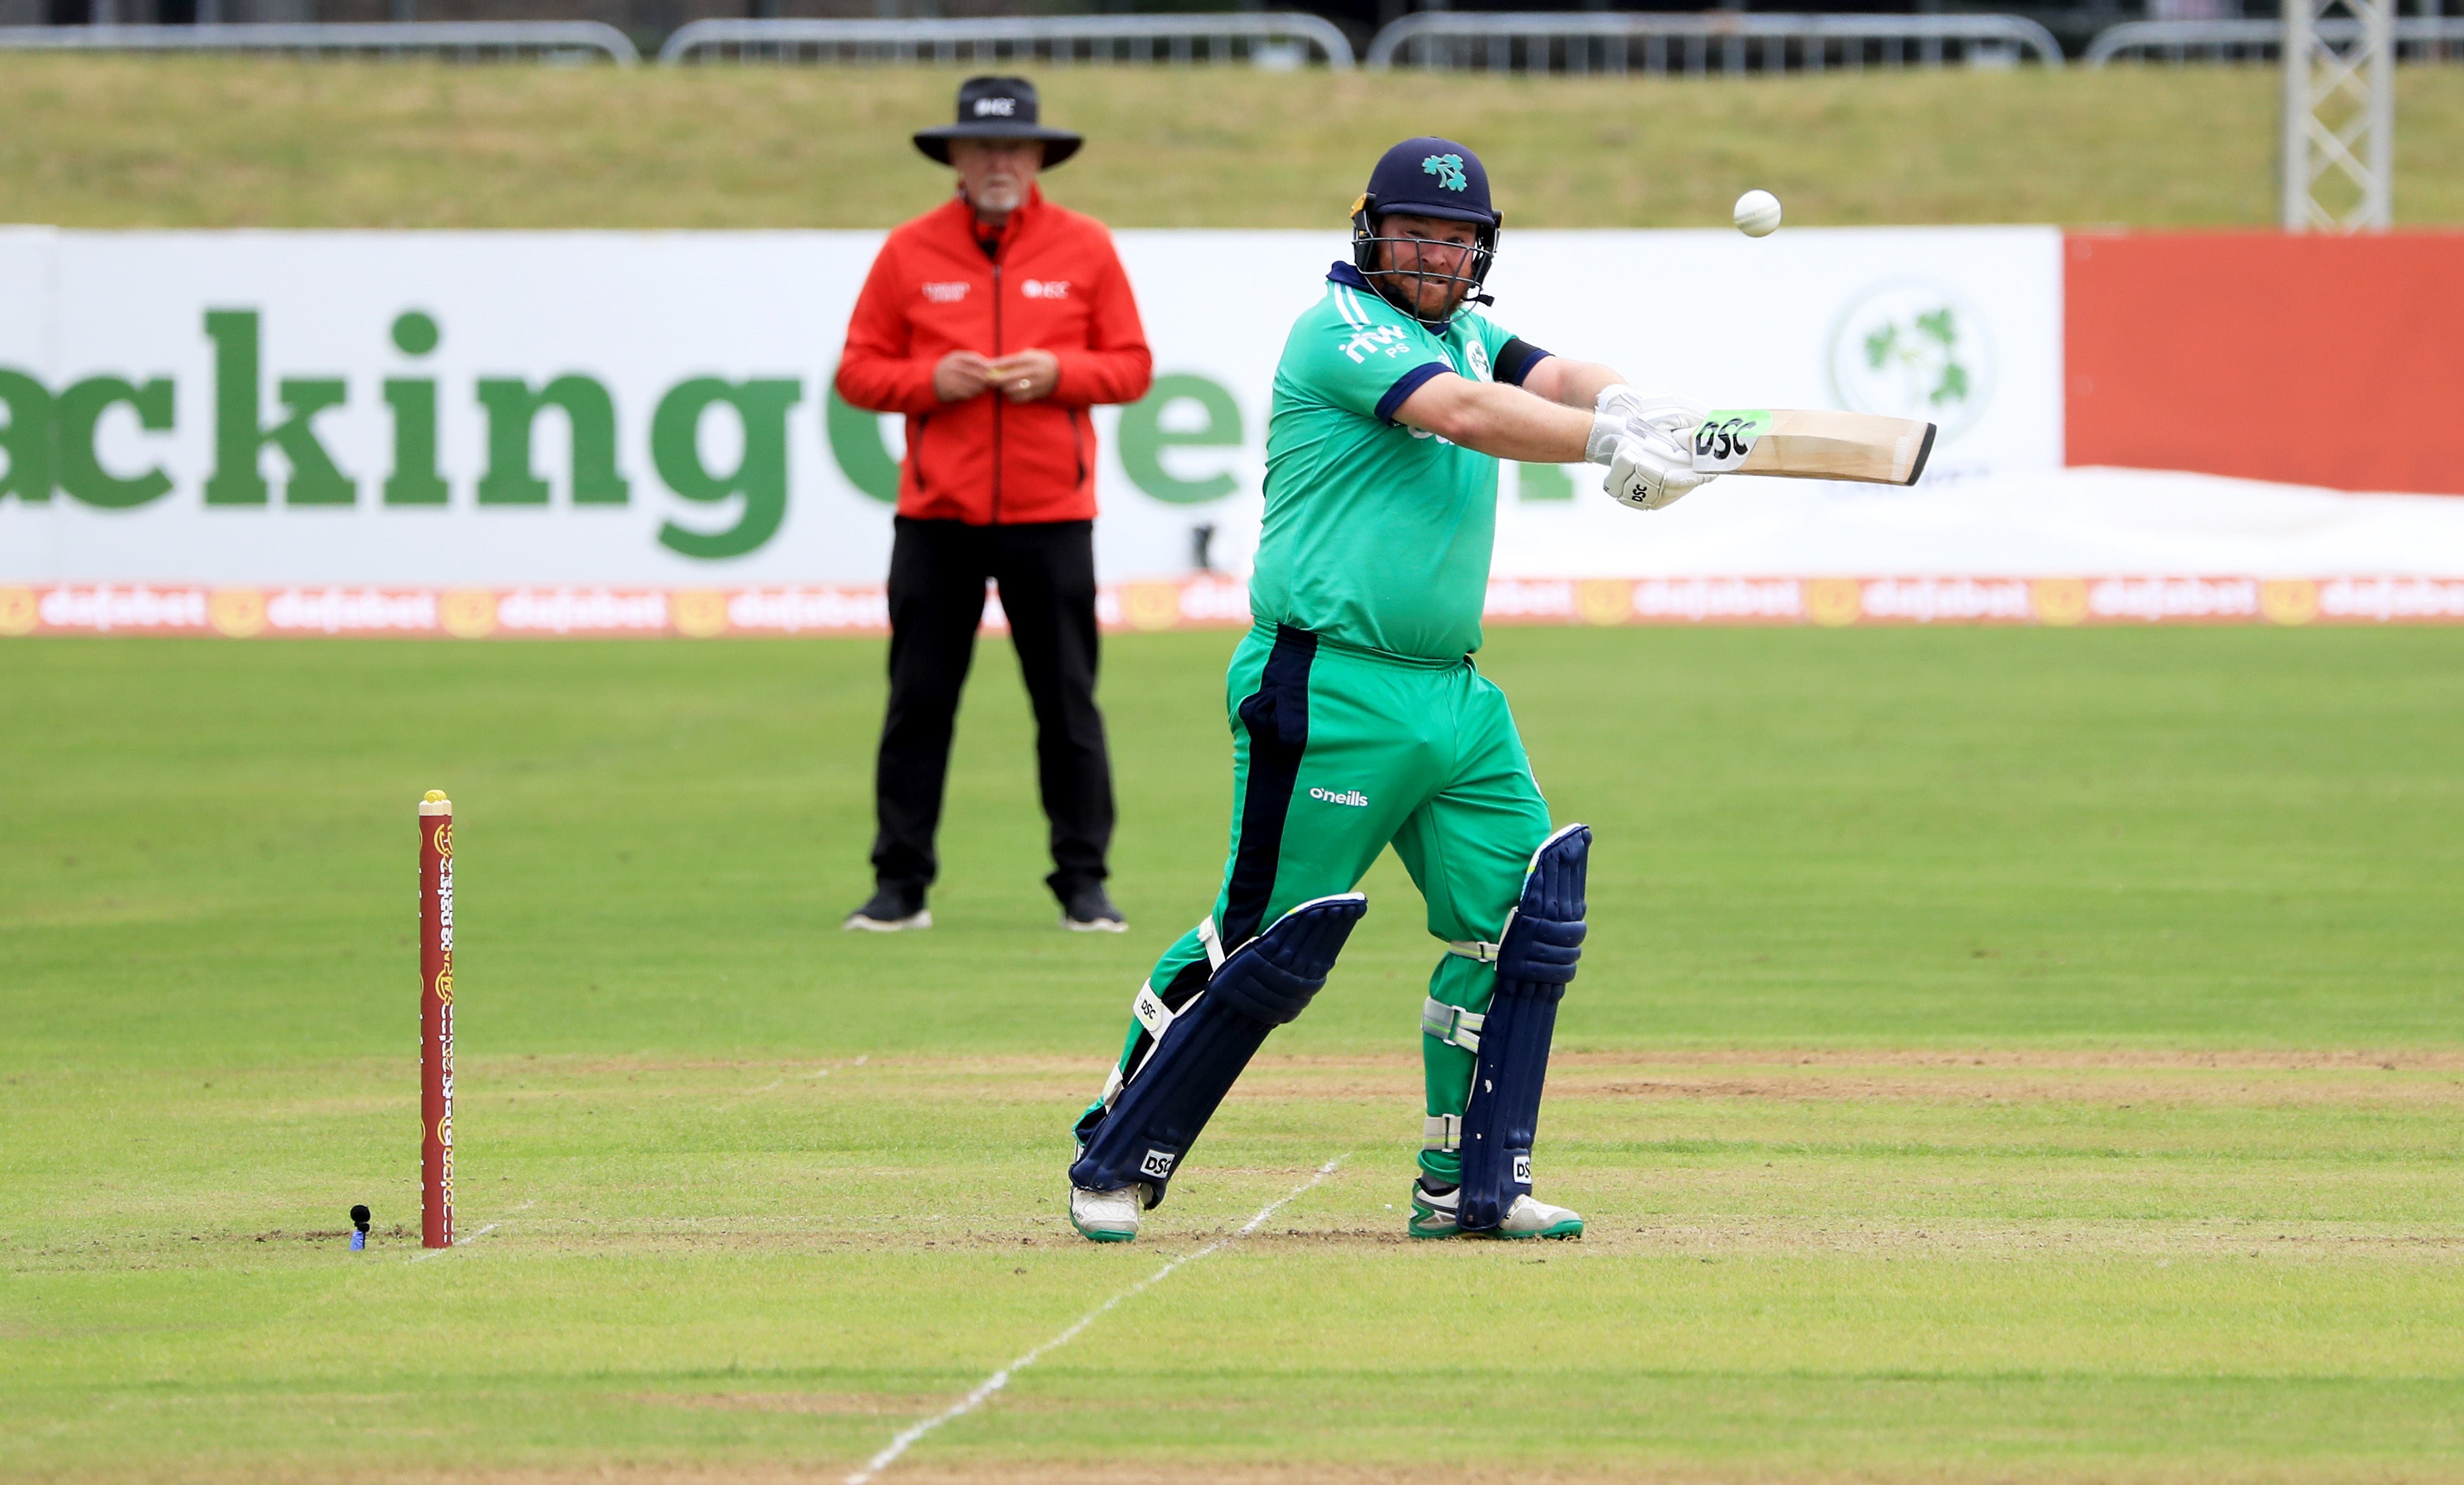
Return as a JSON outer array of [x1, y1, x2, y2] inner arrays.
[[419, 790, 456, 1249]]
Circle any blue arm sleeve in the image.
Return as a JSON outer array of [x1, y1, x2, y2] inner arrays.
[[1374, 362, 1453, 425]]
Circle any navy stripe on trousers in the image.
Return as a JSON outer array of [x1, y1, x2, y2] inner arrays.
[[1220, 625, 1318, 950]]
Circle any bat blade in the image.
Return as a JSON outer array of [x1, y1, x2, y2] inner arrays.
[[1691, 409, 1937, 486]]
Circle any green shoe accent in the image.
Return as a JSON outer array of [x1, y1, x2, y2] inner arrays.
[[1071, 1215, 1136, 1243], [1407, 1196, 1460, 1239]]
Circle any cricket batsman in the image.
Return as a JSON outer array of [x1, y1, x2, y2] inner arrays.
[[1066, 138, 1720, 1242]]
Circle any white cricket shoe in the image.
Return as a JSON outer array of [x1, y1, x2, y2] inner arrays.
[[1407, 1177, 1584, 1240], [1069, 1182, 1150, 1243]]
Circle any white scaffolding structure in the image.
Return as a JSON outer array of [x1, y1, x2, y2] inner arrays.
[[2281, 0, 2396, 231]]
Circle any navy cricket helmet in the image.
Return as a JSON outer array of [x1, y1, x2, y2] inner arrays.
[[1350, 136, 1503, 323]]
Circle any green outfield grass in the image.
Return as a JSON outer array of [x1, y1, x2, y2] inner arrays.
[[3, 58, 2463, 231], [4, 628, 2461, 1482]]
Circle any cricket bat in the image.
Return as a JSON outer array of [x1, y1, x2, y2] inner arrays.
[[1689, 409, 1937, 486]]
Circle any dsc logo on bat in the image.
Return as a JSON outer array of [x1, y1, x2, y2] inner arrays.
[[1691, 410, 1774, 472]]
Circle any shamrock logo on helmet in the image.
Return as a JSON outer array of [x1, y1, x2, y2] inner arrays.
[[1422, 153, 1469, 192]]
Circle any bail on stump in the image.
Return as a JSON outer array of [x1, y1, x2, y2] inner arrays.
[[418, 790, 455, 1249]]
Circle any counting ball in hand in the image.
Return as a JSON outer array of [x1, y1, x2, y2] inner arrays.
[[1733, 189, 1783, 237]]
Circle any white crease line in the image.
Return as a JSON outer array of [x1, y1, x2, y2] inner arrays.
[[744, 1054, 868, 1098], [844, 1153, 1347, 1485], [407, 1220, 501, 1263]]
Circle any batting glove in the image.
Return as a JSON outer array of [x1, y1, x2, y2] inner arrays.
[[1604, 424, 1714, 511], [1596, 385, 1712, 443]]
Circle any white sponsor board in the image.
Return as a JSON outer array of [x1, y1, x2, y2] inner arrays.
[[0, 225, 2060, 586]]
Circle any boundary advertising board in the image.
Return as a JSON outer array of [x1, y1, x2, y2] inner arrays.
[[0, 225, 2057, 586]]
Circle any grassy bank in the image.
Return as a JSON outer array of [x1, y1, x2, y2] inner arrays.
[[4, 58, 2462, 230]]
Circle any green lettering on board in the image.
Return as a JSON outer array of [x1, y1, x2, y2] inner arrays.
[[202, 310, 354, 507], [477, 376, 629, 505], [652, 377, 803, 560], [383, 380, 448, 505], [0, 370, 54, 503], [1517, 462, 1575, 501], [825, 381, 901, 504], [384, 311, 448, 505], [1117, 373, 1242, 504], [56, 376, 174, 508]]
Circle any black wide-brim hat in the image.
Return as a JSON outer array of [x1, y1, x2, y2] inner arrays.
[[913, 75, 1083, 169]]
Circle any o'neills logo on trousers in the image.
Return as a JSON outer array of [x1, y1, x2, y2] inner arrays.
[[1309, 787, 1368, 807]]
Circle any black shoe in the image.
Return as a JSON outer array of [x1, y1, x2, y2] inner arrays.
[[1059, 883, 1126, 934], [844, 885, 930, 932]]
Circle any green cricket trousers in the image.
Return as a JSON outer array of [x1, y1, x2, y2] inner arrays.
[[1083, 621, 1554, 1183]]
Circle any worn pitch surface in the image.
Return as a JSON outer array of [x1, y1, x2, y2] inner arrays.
[[5, 628, 2461, 1481]]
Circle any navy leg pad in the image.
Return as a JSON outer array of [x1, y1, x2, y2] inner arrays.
[[1070, 893, 1366, 1205], [1457, 823, 1589, 1232]]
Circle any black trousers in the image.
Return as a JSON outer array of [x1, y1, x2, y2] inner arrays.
[[871, 516, 1115, 899]]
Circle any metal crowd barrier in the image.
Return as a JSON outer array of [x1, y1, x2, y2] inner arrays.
[[657, 13, 1356, 69], [2082, 16, 2464, 66], [1364, 11, 2065, 73], [0, 20, 640, 64]]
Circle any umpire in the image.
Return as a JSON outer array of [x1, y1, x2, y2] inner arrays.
[[837, 76, 1153, 934]]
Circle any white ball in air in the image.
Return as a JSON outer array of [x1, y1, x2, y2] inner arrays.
[[1733, 189, 1782, 237]]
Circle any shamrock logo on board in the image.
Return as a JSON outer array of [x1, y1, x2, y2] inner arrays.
[[1826, 279, 1998, 443]]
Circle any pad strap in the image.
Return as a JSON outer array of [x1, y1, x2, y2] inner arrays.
[[1443, 937, 1500, 964], [1421, 996, 1484, 1054], [1196, 917, 1229, 971], [1422, 1114, 1462, 1153], [1131, 981, 1175, 1040]]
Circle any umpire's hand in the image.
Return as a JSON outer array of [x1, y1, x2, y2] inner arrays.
[[991, 349, 1061, 403], [932, 351, 995, 403]]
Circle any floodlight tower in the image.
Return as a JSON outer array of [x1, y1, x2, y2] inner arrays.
[[2281, 0, 2396, 231]]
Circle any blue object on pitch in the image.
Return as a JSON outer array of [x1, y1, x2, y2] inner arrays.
[[349, 1203, 371, 1252], [1069, 893, 1367, 1206], [1456, 824, 1589, 1232]]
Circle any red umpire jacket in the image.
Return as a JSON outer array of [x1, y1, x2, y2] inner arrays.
[[836, 186, 1153, 526]]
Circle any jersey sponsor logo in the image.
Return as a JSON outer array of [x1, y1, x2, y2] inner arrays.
[[1021, 279, 1071, 299], [1464, 337, 1491, 382], [1309, 786, 1369, 807], [973, 97, 1018, 117], [1139, 1148, 1179, 1180], [1337, 323, 1413, 365], [921, 281, 971, 303], [1422, 153, 1469, 192]]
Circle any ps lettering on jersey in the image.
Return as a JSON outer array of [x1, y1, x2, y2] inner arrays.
[[922, 281, 971, 303], [1339, 324, 1414, 364]]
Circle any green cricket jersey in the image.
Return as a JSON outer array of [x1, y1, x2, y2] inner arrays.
[[1248, 262, 1547, 663]]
